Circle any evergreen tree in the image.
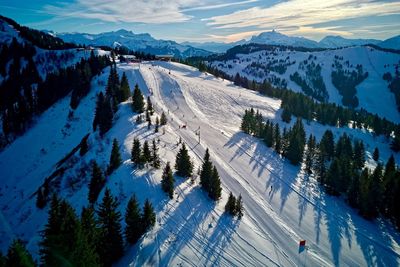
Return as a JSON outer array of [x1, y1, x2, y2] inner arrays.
[[382, 155, 397, 216], [93, 92, 105, 131], [161, 162, 175, 199], [236, 194, 244, 219], [155, 116, 159, 133], [145, 110, 151, 122], [132, 84, 144, 113], [80, 206, 99, 252], [125, 195, 143, 244], [200, 148, 213, 192], [373, 147, 380, 161], [108, 138, 122, 174], [147, 96, 154, 115], [142, 140, 151, 164], [347, 172, 360, 208], [151, 140, 161, 169], [6, 239, 35, 267], [97, 188, 124, 267], [160, 112, 167, 125], [131, 138, 142, 167], [174, 143, 193, 178], [304, 135, 316, 174], [209, 166, 222, 200], [88, 161, 105, 204], [142, 199, 156, 232], [225, 192, 236, 216], [319, 130, 335, 161], [353, 140, 366, 170], [281, 107, 291, 123], [117, 72, 131, 103], [99, 98, 114, 137], [274, 123, 281, 153], [284, 118, 306, 165]]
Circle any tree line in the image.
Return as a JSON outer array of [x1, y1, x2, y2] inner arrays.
[[241, 109, 400, 229], [1, 47, 110, 146]]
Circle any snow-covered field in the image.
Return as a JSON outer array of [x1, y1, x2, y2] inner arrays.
[[210, 46, 400, 123], [1, 61, 400, 266]]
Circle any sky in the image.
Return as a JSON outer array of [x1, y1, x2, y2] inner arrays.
[[1, 0, 399, 43]]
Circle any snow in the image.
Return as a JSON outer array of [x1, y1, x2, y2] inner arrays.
[[1, 60, 400, 266], [210, 46, 400, 123]]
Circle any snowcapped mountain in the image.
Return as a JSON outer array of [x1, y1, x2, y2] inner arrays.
[[319, 35, 381, 48], [249, 30, 320, 48], [56, 29, 212, 58], [379, 35, 400, 50], [182, 40, 246, 53]]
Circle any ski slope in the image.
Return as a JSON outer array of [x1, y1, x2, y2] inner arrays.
[[117, 61, 400, 266], [1, 60, 400, 266]]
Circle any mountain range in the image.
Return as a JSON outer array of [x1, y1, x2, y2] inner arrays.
[[55, 29, 400, 56]]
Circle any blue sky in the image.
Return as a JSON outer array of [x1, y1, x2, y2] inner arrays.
[[1, 0, 399, 43]]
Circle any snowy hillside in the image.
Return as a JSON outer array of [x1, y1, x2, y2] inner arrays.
[[1, 58, 400, 266], [209, 45, 400, 122], [56, 30, 212, 58]]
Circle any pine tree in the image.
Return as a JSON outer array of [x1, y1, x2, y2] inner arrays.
[[97, 188, 124, 267], [99, 97, 114, 137], [161, 162, 175, 199], [373, 147, 380, 161], [200, 148, 213, 193], [145, 110, 151, 122], [284, 118, 306, 165], [142, 140, 151, 164], [209, 166, 222, 200], [353, 140, 365, 170], [108, 138, 122, 174], [125, 195, 143, 244], [132, 84, 144, 113], [147, 96, 154, 115], [151, 140, 161, 169], [304, 134, 316, 174], [347, 172, 360, 208], [274, 123, 281, 153], [80, 206, 99, 252], [382, 155, 397, 215], [118, 72, 131, 103], [88, 161, 105, 204], [236, 194, 244, 219], [175, 143, 193, 178], [142, 199, 156, 232], [160, 112, 167, 125], [155, 116, 160, 133], [93, 92, 105, 131], [319, 130, 335, 161], [40, 194, 61, 266], [6, 239, 35, 267], [225, 192, 236, 215], [131, 138, 142, 167], [281, 107, 291, 123]]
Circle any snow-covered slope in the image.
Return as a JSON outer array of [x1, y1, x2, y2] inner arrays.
[[210, 45, 400, 122], [320, 36, 380, 48], [1, 59, 400, 266], [250, 30, 320, 48], [379, 35, 400, 50], [56, 30, 212, 58]]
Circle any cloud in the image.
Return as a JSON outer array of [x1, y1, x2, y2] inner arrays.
[[207, 30, 264, 42], [204, 0, 400, 38], [42, 0, 259, 24]]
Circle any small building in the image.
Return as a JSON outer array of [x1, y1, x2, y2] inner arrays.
[[120, 54, 138, 63], [155, 55, 173, 61]]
